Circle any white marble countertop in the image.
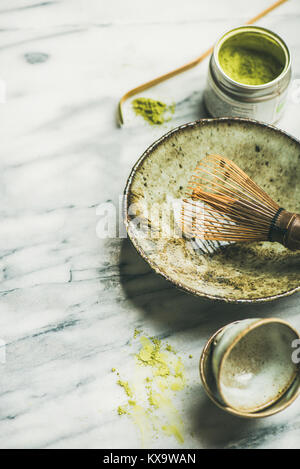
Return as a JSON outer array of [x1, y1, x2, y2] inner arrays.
[[0, 0, 300, 449]]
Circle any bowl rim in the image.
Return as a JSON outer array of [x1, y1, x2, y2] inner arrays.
[[124, 117, 300, 304]]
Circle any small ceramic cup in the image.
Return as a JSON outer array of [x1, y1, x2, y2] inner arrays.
[[200, 318, 300, 418]]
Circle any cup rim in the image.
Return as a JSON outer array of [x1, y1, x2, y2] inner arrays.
[[217, 318, 299, 413], [200, 318, 300, 418]]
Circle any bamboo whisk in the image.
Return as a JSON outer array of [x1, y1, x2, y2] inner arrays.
[[181, 154, 300, 251]]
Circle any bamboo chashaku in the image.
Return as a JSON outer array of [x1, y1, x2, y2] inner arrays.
[[181, 154, 300, 251]]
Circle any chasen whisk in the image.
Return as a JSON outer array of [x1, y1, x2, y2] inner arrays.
[[181, 154, 300, 251]]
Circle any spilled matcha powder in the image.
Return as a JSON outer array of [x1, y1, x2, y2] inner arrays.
[[118, 406, 128, 415], [134, 328, 142, 339], [117, 380, 133, 398], [114, 332, 186, 446], [132, 98, 175, 125]]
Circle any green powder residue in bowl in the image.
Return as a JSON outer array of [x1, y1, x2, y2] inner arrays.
[[132, 98, 175, 125], [113, 332, 186, 446], [219, 45, 283, 85]]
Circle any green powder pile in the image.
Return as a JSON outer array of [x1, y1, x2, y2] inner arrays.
[[113, 332, 186, 446], [219, 45, 283, 85], [132, 97, 175, 125]]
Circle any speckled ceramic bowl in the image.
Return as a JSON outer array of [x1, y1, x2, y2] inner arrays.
[[124, 118, 300, 303]]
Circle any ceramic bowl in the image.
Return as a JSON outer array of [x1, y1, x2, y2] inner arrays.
[[124, 118, 300, 303], [199, 318, 300, 418]]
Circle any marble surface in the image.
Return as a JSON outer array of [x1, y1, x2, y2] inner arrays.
[[0, 0, 300, 449]]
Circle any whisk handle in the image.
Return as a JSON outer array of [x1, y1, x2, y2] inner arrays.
[[272, 210, 300, 251]]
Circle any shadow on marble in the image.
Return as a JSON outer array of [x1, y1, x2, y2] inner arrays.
[[119, 238, 299, 335], [174, 91, 210, 123], [186, 390, 257, 449]]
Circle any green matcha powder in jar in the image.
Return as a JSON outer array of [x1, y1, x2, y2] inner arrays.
[[204, 26, 291, 124]]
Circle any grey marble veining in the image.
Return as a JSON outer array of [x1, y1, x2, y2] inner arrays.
[[0, 0, 300, 449]]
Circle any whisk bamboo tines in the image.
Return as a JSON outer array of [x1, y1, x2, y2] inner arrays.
[[181, 154, 300, 251]]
